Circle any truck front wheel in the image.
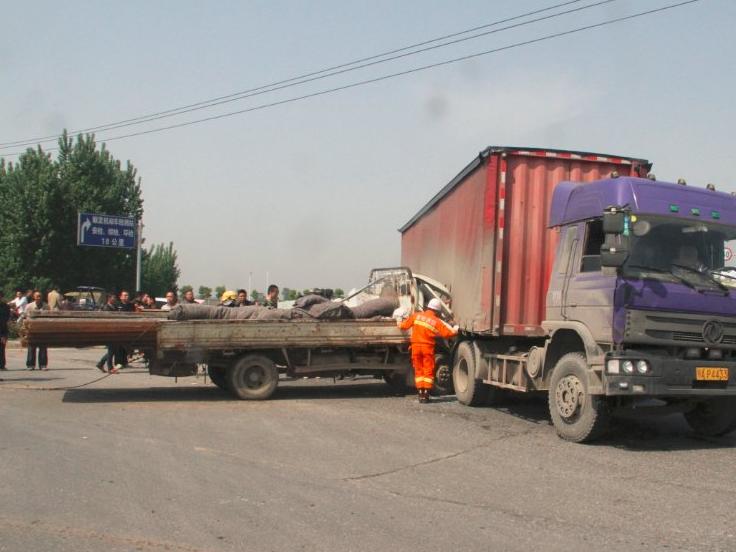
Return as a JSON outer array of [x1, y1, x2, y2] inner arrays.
[[227, 354, 279, 400], [548, 353, 609, 443], [684, 398, 736, 437]]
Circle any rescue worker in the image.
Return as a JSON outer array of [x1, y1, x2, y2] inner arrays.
[[220, 290, 238, 307], [397, 298, 458, 403]]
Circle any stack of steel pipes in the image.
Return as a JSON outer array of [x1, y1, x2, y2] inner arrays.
[[21, 311, 168, 348]]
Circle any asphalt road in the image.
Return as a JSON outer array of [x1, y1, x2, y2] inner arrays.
[[1, 347, 735, 552]]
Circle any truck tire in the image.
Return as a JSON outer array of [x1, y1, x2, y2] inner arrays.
[[207, 366, 228, 391], [432, 353, 454, 396], [683, 398, 736, 437], [453, 341, 491, 406], [548, 353, 609, 443], [226, 354, 278, 400]]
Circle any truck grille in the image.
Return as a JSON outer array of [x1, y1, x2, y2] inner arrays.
[[628, 310, 736, 348]]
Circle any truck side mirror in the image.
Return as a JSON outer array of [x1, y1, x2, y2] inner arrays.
[[600, 234, 629, 268], [602, 211, 626, 234]]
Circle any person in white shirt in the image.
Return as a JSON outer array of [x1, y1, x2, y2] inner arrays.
[[22, 290, 49, 370]]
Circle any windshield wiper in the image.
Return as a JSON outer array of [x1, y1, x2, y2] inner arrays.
[[625, 264, 698, 291], [671, 263, 729, 294]]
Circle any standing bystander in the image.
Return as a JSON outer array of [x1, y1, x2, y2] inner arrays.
[[182, 289, 196, 304], [47, 285, 62, 311], [263, 285, 279, 308], [0, 290, 10, 370], [96, 294, 119, 372], [160, 290, 178, 311], [23, 290, 49, 370]]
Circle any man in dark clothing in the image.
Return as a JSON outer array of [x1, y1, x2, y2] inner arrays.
[[0, 290, 10, 370], [116, 290, 135, 368], [236, 289, 254, 307], [96, 294, 119, 372]]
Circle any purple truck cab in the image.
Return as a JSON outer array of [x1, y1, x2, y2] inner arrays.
[[545, 177, 736, 440]]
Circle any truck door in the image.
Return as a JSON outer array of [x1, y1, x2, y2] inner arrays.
[[547, 225, 579, 321], [563, 218, 617, 343]]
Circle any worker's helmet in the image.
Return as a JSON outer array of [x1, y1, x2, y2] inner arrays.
[[221, 290, 238, 302], [427, 298, 443, 312]]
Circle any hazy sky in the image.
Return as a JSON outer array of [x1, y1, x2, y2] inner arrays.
[[1, 0, 733, 292]]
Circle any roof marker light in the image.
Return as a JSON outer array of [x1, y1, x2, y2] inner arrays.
[[678, 178, 687, 186], [691, 208, 700, 216], [669, 204, 680, 213], [706, 183, 716, 191], [712, 211, 720, 219]]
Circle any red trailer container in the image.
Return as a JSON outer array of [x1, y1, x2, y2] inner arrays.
[[400, 147, 651, 336]]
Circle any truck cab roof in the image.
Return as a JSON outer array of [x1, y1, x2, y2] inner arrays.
[[549, 177, 736, 227]]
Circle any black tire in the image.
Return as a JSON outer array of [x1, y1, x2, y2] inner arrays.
[[383, 371, 408, 395], [548, 352, 609, 442], [226, 354, 279, 400], [453, 341, 491, 406], [207, 366, 228, 391], [431, 353, 454, 396], [684, 398, 736, 437]]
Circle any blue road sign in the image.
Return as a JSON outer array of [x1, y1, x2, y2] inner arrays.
[[77, 212, 137, 249]]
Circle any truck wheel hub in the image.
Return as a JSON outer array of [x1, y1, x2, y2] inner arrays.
[[555, 375, 584, 420]]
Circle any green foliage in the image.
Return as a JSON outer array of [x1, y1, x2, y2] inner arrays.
[[214, 285, 226, 300], [0, 132, 144, 295], [179, 284, 193, 298], [281, 287, 298, 301], [334, 288, 345, 298], [197, 286, 212, 300], [142, 242, 180, 297], [251, 290, 264, 302]]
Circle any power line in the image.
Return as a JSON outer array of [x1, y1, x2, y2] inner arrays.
[[0, 0, 599, 149], [1, 0, 702, 159]]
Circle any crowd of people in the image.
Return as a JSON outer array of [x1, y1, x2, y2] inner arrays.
[[0, 284, 280, 372]]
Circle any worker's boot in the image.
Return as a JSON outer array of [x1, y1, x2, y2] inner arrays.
[[417, 390, 424, 402]]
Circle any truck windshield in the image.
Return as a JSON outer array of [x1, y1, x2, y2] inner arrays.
[[623, 216, 736, 291]]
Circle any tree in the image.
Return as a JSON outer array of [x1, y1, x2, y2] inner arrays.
[[286, 289, 298, 300], [251, 289, 264, 303], [334, 288, 345, 298], [197, 286, 212, 300], [179, 284, 193, 299], [141, 242, 180, 297], [0, 132, 145, 295], [214, 285, 226, 300]]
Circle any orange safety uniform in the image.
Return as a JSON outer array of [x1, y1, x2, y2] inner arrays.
[[399, 309, 458, 390]]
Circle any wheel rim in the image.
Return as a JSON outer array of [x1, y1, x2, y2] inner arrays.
[[455, 358, 469, 393], [555, 374, 584, 421], [241, 365, 267, 390]]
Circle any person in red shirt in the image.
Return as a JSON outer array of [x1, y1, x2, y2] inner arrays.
[[398, 298, 458, 403]]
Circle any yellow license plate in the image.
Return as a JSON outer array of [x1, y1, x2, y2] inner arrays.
[[696, 367, 729, 381]]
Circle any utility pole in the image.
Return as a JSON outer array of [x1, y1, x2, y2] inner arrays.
[[135, 220, 143, 292], [248, 272, 253, 295]]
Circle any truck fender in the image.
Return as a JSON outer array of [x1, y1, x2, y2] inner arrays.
[[540, 322, 605, 393]]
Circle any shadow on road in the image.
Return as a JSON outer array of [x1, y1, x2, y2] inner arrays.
[[61, 381, 403, 403]]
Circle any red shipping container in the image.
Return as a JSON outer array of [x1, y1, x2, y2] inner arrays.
[[400, 147, 651, 336]]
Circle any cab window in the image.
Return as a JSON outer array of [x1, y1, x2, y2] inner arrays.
[[580, 219, 604, 272]]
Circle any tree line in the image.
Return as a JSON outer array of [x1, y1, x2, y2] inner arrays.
[[0, 132, 179, 297]]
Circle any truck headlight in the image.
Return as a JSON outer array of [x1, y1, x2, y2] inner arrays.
[[606, 359, 620, 374], [622, 360, 635, 374], [636, 360, 650, 374]]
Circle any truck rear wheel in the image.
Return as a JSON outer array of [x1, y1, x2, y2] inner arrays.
[[207, 366, 228, 391], [227, 354, 278, 400], [453, 341, 492, 406], [548, 352, 609, 443], [684, 398, 736, 437]]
